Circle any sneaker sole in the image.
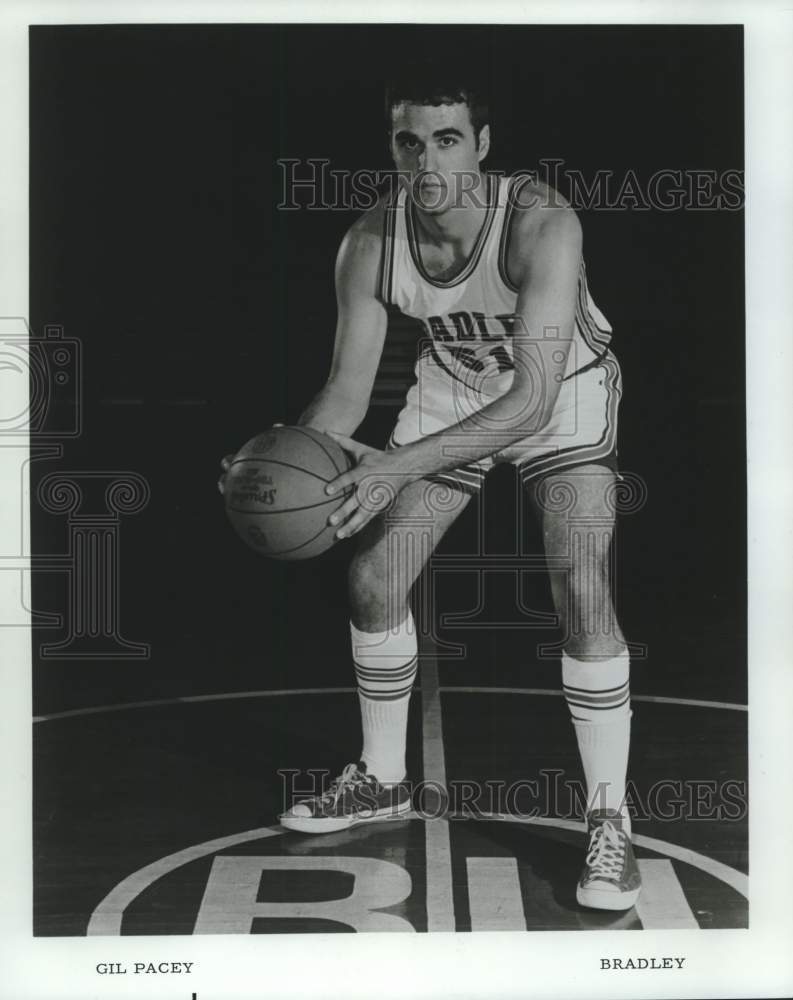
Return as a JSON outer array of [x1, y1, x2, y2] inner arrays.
[[576, 884, 641, 911], [279, 801, 412, 834]]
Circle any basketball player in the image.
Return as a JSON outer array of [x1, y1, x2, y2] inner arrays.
[[222, 72, 640, 911]]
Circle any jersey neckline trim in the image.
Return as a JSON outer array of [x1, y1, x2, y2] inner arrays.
[[405, 173, 498, 289]]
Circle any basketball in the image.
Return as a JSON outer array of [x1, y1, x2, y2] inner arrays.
[[224, 426, 352, 560]]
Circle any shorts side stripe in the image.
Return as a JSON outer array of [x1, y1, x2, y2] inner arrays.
[[517, 356, 621, 485]]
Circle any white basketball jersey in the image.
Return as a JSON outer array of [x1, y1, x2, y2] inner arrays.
[[379, 174, 613, 391]]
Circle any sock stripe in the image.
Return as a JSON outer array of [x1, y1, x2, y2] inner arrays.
[[358, 682, 416, 698], [358, 685, 416, 702], [356, 666, 418, 683], [354, 658, 418, 681], [563, 684, 629, 706], [356, 670, 417, 687], [563, 681, 629, 696], [353, 654, 418, 669], [354, 654, 418, 703], [565, 693, 631, 712]]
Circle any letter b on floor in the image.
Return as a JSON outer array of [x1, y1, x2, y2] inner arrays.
[[194, 856, 415, 933]]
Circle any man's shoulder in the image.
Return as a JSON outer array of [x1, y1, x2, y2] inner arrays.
[[506, 175, 582, 250], [342, 193, 392, 251], [336, 194, 393, 291]]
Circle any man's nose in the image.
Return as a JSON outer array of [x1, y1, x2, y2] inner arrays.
[[418, 147, 436, 172]]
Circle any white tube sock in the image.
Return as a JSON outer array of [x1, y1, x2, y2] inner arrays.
[[562, 649, 632, 829], [352, 611, 417, 784]]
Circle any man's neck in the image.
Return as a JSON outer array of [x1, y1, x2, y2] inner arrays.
[[413, 172, 490, 248]]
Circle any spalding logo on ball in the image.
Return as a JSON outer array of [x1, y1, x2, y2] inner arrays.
[[224, 426, 352, 560]]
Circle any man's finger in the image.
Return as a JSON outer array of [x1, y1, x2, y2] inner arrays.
[[328, 494, 360, 531], [325, 468, 359, 495], [336, 507, 373, 539]]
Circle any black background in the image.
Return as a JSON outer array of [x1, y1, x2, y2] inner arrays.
[[29, 24, 745, 714]]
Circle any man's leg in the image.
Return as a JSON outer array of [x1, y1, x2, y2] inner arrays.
[[529, 463, 640, 909], [348, 477, 470, 784], [279, 477, 471, 832]]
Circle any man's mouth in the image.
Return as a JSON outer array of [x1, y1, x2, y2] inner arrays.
[[417, 180, 446, 194]]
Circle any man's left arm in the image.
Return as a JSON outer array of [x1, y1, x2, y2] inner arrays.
[[326, 205, 583, 537]]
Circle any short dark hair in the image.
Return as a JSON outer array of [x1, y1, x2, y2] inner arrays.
[[385, 65, 490, 143]]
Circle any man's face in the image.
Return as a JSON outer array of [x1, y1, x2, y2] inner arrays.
[[389, 100, 490, 214]]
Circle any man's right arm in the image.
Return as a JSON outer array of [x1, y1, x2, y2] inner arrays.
[[298, 209, 388, 435]]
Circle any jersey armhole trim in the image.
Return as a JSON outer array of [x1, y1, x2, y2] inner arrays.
[[379, 190, 399, 306], [576, 259, 612, 352], [497, 174, 533, 294]]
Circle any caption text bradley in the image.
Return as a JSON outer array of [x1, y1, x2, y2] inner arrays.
[[601, 957, 686, 970]]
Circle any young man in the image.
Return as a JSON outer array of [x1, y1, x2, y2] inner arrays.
[[228, 73, 640, 911]]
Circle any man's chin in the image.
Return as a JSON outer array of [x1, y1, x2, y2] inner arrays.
[[412, 186, 452, 213]]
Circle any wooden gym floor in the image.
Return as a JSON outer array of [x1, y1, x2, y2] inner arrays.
[[33, 463, 747, 935], [34, 639, 747, 935]]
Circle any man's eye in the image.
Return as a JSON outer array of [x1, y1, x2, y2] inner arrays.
[[439, 136, 458, 147]]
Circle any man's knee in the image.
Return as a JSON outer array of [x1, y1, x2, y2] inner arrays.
[[348, 547, 406, 631], [534, 463, 617, 521]]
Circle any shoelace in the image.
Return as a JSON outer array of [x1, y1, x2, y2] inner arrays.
[[585, 820, 626, 879], [322, 763, 372, 807]]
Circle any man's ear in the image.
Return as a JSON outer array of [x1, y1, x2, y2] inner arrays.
[[477, 124, 491, 162]]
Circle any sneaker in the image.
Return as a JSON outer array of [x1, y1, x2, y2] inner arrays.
[[576, 809, 642, 911], [279, 762, 411, 834]]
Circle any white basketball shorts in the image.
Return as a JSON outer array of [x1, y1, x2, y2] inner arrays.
[[386, 348, 622, 494]]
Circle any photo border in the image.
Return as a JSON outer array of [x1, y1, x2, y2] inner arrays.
[[1, 2, 791, 997]]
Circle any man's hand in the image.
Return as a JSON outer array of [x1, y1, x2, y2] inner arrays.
[[324, 433, 416, 538], [217, 454, 235, 495]]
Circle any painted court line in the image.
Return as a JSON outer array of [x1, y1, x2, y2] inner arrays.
[[87, 815, 747, 935], [466, 857, 527, 931], [32, 688, 358, 722], [87, 826, 283, 936], [419, 636, 455, 932], [441, 688, 747, 713], [475, 813, 749, 900], [33, 686, 747, 723], [635, 859, 699, 929]]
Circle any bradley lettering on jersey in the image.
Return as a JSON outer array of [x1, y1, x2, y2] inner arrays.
[[425, 310, 520, 342], [422, 310, 521, 377]]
